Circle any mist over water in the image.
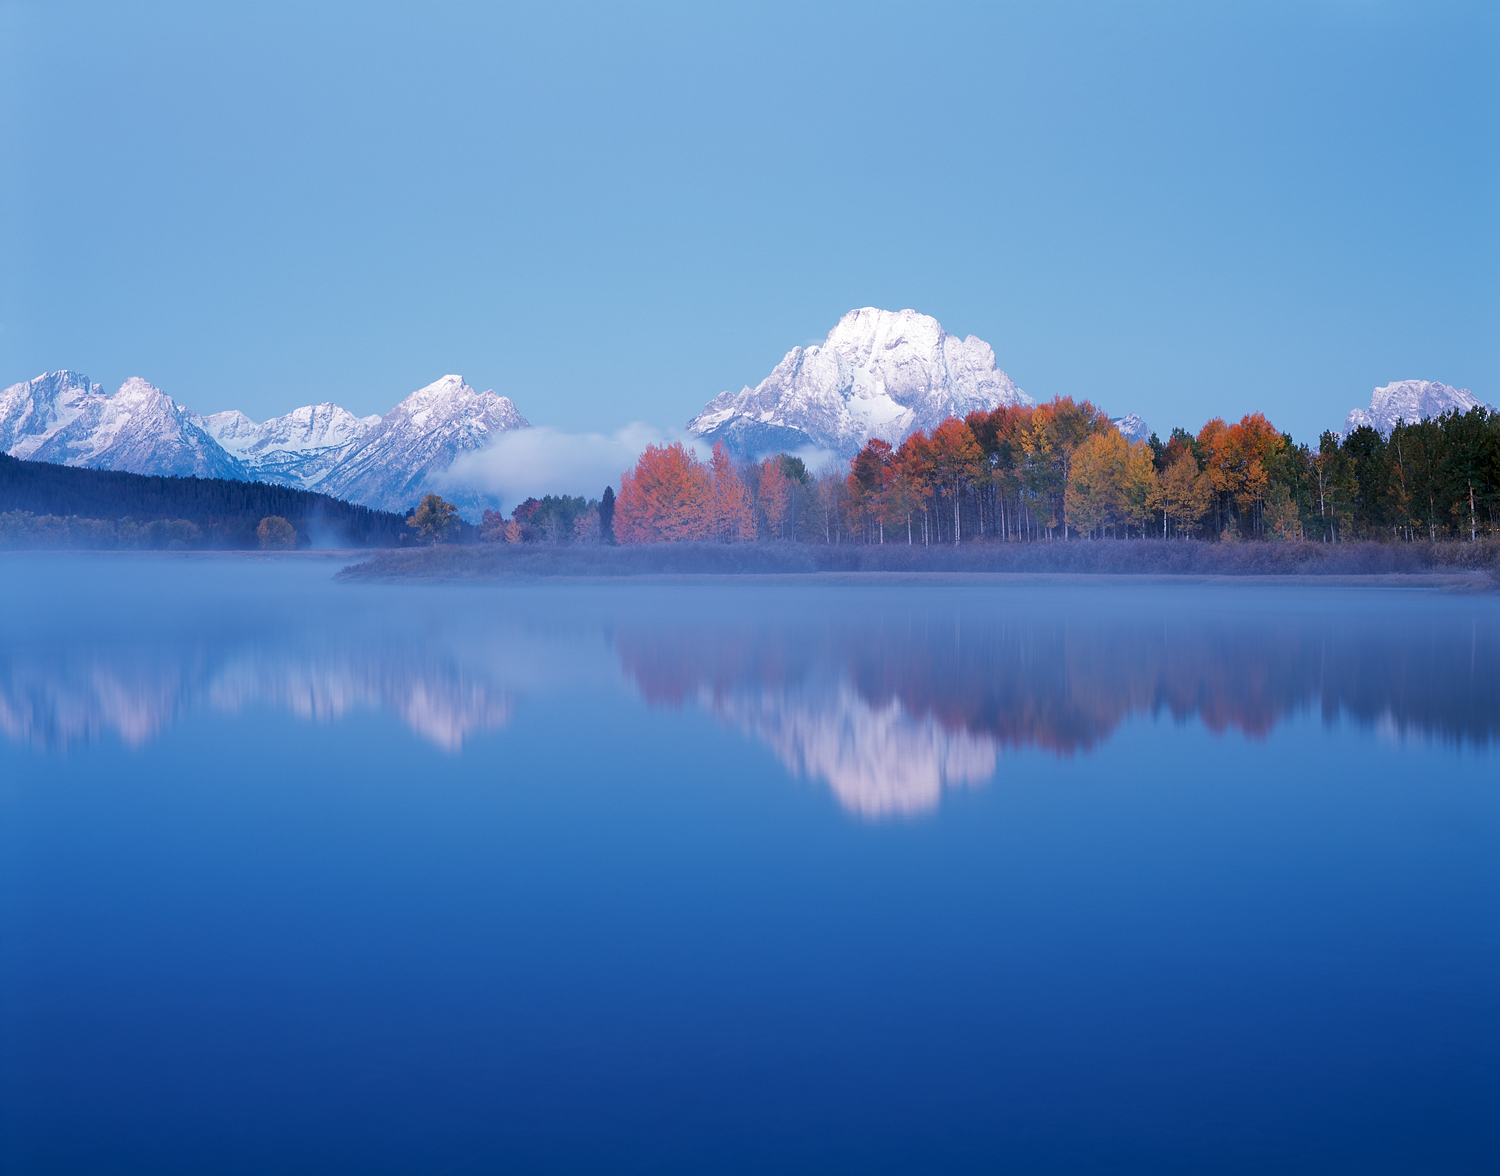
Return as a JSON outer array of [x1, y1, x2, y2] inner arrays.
[[1, 555, 1496, 1171]]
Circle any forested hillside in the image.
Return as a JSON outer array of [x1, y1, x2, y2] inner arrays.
[[0, 453, 415, 548]]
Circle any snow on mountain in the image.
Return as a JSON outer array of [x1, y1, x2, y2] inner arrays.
[[687, 308, 1033, 458], [1111, 414, 1150, 443], [1344, 380, 1493, 436], [0, 374, 247, 479], [316, 375, 530, 515], [0, 370, 102, 458], [199, 403, 382, 490], [2, 371, 530, 516]]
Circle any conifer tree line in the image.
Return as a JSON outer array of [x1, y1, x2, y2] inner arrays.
[[0, 452, 417, 549], [562, 398, 1499, 546]]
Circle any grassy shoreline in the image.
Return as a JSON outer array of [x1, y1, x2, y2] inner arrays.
[[336, 539, 1500, 586]]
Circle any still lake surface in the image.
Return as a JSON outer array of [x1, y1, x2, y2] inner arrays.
[[1, 554, 1496, 1173]]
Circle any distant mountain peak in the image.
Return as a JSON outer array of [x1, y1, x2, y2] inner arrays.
[[686, 307, 1033, 458], [1344, 380, 1492, 436], [1111, 414, 1150, 443], [309, 377, 529, 515]]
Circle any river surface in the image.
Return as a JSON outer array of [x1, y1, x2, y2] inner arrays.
[[1, 554, 1496, 1173]]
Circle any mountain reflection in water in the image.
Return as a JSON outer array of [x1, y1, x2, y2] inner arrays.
[[616, 602, 1498, 816], [0, 638, 513, 753], [2, 564, 1495, 820]]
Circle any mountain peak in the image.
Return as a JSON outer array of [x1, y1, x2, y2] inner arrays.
[[686, 308, 1032, 458], [1344, 380, 1492, 436]]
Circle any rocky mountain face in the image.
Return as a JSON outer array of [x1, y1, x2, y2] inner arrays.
[[317, 375, 528, 515], [1345, 380, 1493, 436], [1111, 414, 1150, 443], [0, 372, 529, 516], [0, 371, 101, 458], [201, 403, 381, 489], [687, 308, 1035, 458], [0, 372, 246, 480]]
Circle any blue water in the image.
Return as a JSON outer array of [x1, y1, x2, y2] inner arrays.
[[1, 555, 1496, 1173]]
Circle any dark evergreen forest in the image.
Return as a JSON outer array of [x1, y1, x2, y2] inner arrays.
[[0, 453, 416, 548]]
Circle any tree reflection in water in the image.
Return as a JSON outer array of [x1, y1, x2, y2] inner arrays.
[[3, 572, 1494, 819], [616, 600, 1499, 816]]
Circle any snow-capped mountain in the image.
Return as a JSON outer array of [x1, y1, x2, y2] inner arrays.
[[1344, 380, 1493, 436], [0, 370, 100, 457], [200, 403, 382, 490], [1, 371, 529, 516], [317, 375, 529, 515], [0, 373, 247, 479], [1111, 414, 1150, 443], [687, 308, 1034, 457]]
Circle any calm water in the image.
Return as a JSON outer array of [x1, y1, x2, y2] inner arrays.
[[1, 554, 1496, 1173]]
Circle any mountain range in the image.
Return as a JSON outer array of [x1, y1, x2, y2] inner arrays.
[[7, 311, 1483, 515], [0, 371, 528, 516]]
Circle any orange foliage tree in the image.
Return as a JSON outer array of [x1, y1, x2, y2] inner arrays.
[[967, 404, 1035, 540], [616, 440, 752, 543], [1197, 413, 1285, 538], [706, 441, 755, 542], [928, 418, 986, 544], [758, 456, 794, 539], [847, 438, 894, 542], [616, 441, 711, 542], [1020, 397, 1112, 538]]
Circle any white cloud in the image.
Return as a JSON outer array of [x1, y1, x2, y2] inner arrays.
[[437, 423, 710, 507]]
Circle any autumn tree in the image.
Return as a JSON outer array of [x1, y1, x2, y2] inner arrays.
[[928, 418, 986, 544], [967, 404, 1034, 541], [813, 461, 848, 544], [1148, 452, 1213, 538], [1020, 397, 1112, 538], [847, 438, 894, 542], [257, 515, 297, 550], [616, 442, 712, 543], [758, 456, 794, 539], [1195, 413, 1283, 538], [893, 431, 935, 543], [706, 441, 755, 542], [407, 494, 459, 544], [1121, 441, 1159, 536], [479, 509, 508, 542], [1064, 431, 1129, 538], [573, 505, 602, 543]]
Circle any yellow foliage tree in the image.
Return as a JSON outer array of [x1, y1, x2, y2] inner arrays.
[[1064, 431, 1128, 538], [257, 516, 297, 550], [1121, 441, 1159, 535], [407, 494, 459, 544], [1148, 453, 1214, 538]]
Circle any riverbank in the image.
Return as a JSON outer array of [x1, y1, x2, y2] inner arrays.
[[336, 539, 1500, 585]]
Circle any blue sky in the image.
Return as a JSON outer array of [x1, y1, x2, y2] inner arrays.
[[1, 0, 1494, 443]]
